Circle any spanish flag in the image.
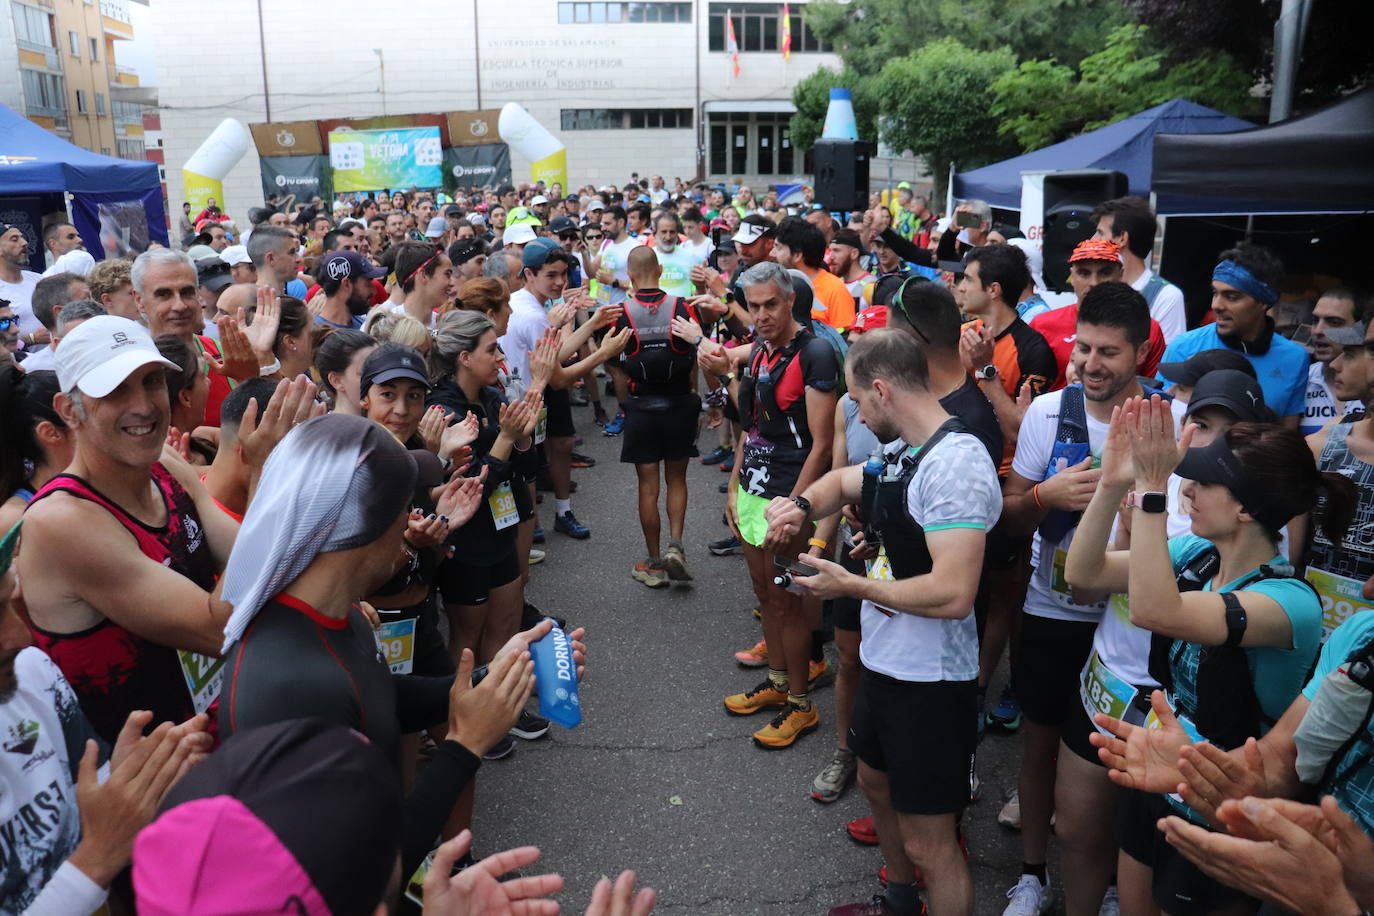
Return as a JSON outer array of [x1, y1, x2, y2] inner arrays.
[[726, 10, 740, 78], [781, 4, 792, 60]]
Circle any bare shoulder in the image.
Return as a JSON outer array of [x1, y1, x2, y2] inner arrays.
[[21, 491, 140, 565]]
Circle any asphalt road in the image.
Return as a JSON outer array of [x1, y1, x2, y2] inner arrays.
[[474, 401, 1059, 915]]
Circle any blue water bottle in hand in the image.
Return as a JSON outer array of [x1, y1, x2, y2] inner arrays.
[[530, 619, 582, 728]]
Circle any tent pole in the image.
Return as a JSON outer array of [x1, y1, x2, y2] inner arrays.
[[256, 0, 272, 122]]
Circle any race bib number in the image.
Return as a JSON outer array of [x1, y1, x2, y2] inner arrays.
[[533, 406, 548, 445], [488, 480, 520, 530], [1050, 547, 1072, 595], [375, 617, 416, 674], [1307, 567, 1374, 639], [866, 547, 895, 582], [177, 650, 226, 715], [1080, 650, 1137, 732]]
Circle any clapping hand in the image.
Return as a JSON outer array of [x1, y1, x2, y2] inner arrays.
[[1128, 395, 1191, 490], [1089, 690, 1192, 793], [210, 315, 261, 382], [235, 376, 323, 470], [419, 405, 448, 455], [422, 829, 562, 916], [239, 286, 281, 359], [440, 410, 481, 463]]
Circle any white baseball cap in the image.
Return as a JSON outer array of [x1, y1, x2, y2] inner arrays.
[[530, 195, 549, 205], [220, 245, 252, 267], [56, 315, 178, 398], [585, 199, 605, 212], [503, 223, 538, 246]]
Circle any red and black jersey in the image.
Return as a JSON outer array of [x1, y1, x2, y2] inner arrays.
[[737, 328, 838, 498], [615, 289, 699, 397]]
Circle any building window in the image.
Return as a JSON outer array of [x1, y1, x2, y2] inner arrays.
[[95, 92, 105, 115], [100, 147, 110, 156], [113, 98, 140, 124], [75, 89, 88, 113], [707, 3, 830, 53], [708, 111, 802, 177], [68, 30, 80, 56], [21, 69, 67, 115], [561, 108, 693, 131], [12, 2, 56, 47], [117, 138, 143, 159], [557, 2, 691, 24], [90, 37, 99, 60]]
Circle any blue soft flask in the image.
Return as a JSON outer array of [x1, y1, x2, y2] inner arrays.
[[531, 619, 582, 728]]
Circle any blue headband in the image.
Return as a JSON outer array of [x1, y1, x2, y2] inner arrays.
[[1213, 260, 1278, 306]]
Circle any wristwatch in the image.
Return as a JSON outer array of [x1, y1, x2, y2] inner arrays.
[[1127, 490, 1167, 513], [791, 495, 812, 519], [974, 364, 998, 381]]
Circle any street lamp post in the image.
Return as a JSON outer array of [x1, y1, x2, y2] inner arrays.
[[374, 48, 386, 117]]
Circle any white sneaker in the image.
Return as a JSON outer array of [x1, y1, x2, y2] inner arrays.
[[1003, 875, 1052, 916], [998, 789, 1021, 829], [1099, 885, 1120, 916]]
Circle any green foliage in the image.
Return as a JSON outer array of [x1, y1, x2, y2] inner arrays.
[[876, 39, 1019, 198], [789, 68, 880, 154], [991, 25, 1253, 152]]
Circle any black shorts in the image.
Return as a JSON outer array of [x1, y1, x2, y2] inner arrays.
[[830, 548, 866, 632], [545, 387, 576, 439], [377, 596, 454, 680], [847, 668, 977, 815], [439, 547, 521, 607], [1063, 675, 1155, 765], [620, 394, 700, 464], [1117, 789, 1254, 916], [1013, 613, 1097, 727]]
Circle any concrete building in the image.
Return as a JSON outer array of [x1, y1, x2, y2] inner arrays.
[[150, 0, 925, 214], [1, 0, 149, 157]]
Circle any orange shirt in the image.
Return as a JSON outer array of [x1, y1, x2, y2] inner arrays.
[[810, 269, 857, 331]]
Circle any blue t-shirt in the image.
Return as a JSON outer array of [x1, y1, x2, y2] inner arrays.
[[1157, 324, 1309, 418], [1168, 534, 1323, 727], [286, 278, 308, 300], [1302, 610, 1374, 836]]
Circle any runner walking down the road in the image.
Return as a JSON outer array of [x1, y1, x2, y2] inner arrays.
[[722, 260, 837, 750], [614, 246, 703, 588], [765, 327, 1000, 916]]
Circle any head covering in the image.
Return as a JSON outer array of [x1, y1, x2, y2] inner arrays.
[[447, 238, 486, 267], [548, 215, 577, 235], [321, 250, 387, 283], [220, 245, 252, 267], [1007, 237, 1045, 292], [733, 214, 774, 245], [505, 206, 540, 228], [56, 315, 178, 398], [1175, 432, 1290, 531], [134, 718, 400, 916], [503, 223, 538, 246], [424, 216, 448, 238], [1185, 369, 1272, 423], [521, 237, 561, 270], [1213, 259, 1279, 306], [360, 345, 430, 392], [42, 249, 95, 279], [850, 306, 889, 334], [1068, 238, 1123, 264], [196, 258, 233, 293], [1159, 348, 1259, 386], [219, 414, 420, 651]]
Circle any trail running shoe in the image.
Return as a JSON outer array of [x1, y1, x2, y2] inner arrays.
[[811, 747, 857, 803], [1002, 875, 1052, 916], [510, 709, 549, 740], [700, 446, 731, 465], [809, 658, 834, 689], [481, 734, 516, 760], [528, 548, 546, 565], [752, 703, 819, 749], [632, 559, 669, 588], [723, 680, 787, 716], [986, 686, 1022, 732], [570, 451, 596, 468], [602, 412, 625, 436], [847, 815, 879, 845], [734, 638, 768, 667], [709, 534, 744, 556], [662, 542, 692, 582], [999, 789, 1021, 830], [554, 511, 590, 539]]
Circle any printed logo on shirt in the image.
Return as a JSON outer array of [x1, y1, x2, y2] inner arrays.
[[3, 719, 39, 755]]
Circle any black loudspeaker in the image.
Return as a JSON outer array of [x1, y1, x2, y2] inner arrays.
[[1042, 169, 1129, 292], [813, 139, 872, 213]]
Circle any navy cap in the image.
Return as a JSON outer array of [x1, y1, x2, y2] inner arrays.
[[360, 343, 430, 393], [548, 215, 577, 235], [321, 250, 387, 283], [521, 237, 562, 270], [195, 257, 233, 293]]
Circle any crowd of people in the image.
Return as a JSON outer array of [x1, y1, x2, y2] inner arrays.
[[1, 171, 1373, 916]]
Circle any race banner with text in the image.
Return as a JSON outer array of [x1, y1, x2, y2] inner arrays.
[[442, 143, 512, 193], [259, 154, 330, 204], [328, 127, 443, 192]]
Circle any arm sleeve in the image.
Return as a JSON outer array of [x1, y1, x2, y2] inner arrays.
[[20, 862, 108, 916], [879, 229, 935, 268], [393, 673, 456, 734], [935, 226, 961, 263], [400, 741, 481, 878]]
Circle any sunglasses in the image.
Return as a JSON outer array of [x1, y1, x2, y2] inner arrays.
[[584, 233, 604, 241], [559, 233, 580, 241], [0, 317, 17, 332]]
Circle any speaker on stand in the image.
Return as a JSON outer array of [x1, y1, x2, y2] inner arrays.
[[1042, 169, 1129, 292], [813, 139, 873, 214]]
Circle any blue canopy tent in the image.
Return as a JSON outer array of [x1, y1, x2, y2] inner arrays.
[[0, 102, 168, 266], [953, 99, 1254, 210]]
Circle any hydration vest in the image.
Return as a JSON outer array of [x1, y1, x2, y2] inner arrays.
[[863, 418, 968, 580], [620, 291, 698, 396]]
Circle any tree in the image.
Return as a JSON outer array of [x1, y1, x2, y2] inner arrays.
[[876, 39, 1019, 201], [990, 25, 1253, 152], [804, 0, 1129, 80], [789, 67, 880, 154]]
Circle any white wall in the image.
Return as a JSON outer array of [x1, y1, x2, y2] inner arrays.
[[153, 0, 844, 214]]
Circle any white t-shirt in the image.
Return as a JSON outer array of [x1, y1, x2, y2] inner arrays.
[[384, 301, 437, 328], [0, 270, 42, 337], [598, 236, 638, 304], [0, 649, 102, 915], [680, 235, 713, 265], [1012, 387, 1186, 622], [859, 431, 1002, 683], [18, 346, 56, 372], [499, 287, 549, 389], [654, 244, 702, 298], [1132, 268, 1186, 344], [1301, 361, 1348, 436]]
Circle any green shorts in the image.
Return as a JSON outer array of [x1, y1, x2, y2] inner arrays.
[[735, 487, 772, 548]]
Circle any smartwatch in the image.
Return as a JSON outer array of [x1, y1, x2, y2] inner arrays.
[[974, 364, 998, 381], [791, 495, 812, 519], [1128, 490, 1167, 513]]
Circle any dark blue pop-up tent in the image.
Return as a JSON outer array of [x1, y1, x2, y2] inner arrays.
[[953, 99, 1255, 210], [0, 102, 168, 264]]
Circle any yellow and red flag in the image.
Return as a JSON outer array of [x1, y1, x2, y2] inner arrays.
[[726, 10, 741, 78], [781, 4, 792, 60]]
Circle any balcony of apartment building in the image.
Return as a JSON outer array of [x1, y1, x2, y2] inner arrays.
[[99, 0, 133, 39], [15, 0, 70, 132]]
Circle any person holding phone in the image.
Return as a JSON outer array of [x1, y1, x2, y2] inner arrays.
[[763, 327, 1001, 916]]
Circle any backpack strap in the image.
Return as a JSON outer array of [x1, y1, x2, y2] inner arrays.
[[1055, 384, 1088, 446], [1142, 274, 1168, 307]]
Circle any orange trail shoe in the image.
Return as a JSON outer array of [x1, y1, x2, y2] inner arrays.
[[734, 638, 769, 667], [723, 680, 788, 716], [752, 703, 820, 749]]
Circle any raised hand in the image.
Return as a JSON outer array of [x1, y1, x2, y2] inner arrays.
[[210, 315, 262, 382], [498, 390, 542, 441], [446, 646, 535, 758], [419, 405, 448, 455], [598, 326, 634, 359], [1089, 690, 1192, 793], [241, 287, 281, 358], [696, 339, 730, 377], [436, 468, 488, 531], [405, 507, 449, 549], [422, 829, 562, 916], [305, 290, 328, 320], [236, 376, 323, 470], [1128, 394, 1191, 490], [547, 301, 577, 329], [439, 411, 481, 462], [590, 304, 624, 331], [670, 314, 704, 345], [1099, 400, 1140, 492], [1177, 737, 1269, 827], [584, 869, 657, 916], [528, 330, 561, 393]]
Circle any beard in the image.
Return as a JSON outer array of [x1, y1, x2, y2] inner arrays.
[[869, 416, 902, 444], [347, 289, 373, 316]]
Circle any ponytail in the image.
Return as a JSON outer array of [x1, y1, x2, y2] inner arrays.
[[1314, 470, 1359, 546]]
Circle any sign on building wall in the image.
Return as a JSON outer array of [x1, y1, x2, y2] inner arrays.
[[260, 154, 330, 202], [250, 121, 325, 158], [445, 110, 503, 147], [442, 144, 512, 192], [328, 127, 443, 192]]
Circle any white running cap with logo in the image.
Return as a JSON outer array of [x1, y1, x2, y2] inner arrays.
[[56, 315, 178, 398]]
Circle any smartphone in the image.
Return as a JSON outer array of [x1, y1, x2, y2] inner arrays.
[[773, 557, 819, 578], [955, 210, 981, 229], [711, 226, 725, 247]]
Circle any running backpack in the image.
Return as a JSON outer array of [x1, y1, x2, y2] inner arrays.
[[809, 318, 849, 397]]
